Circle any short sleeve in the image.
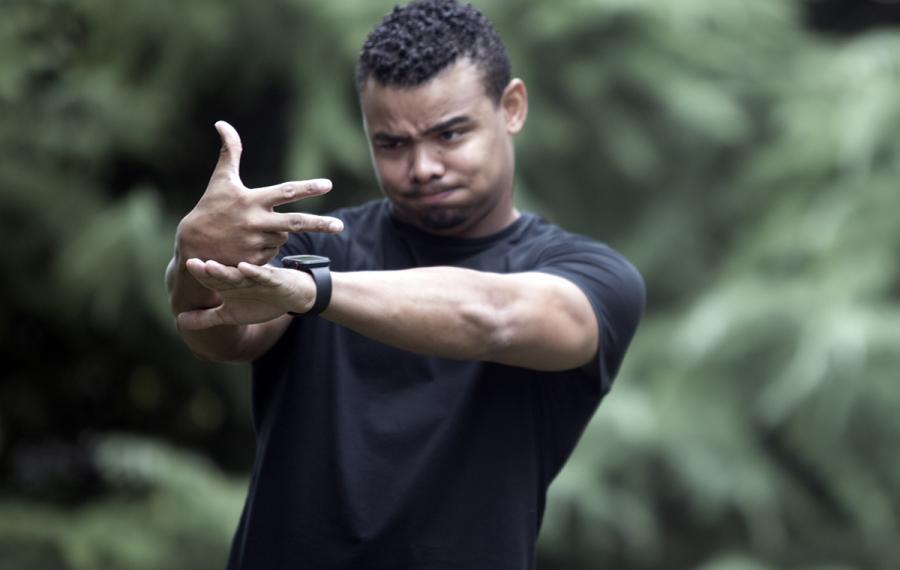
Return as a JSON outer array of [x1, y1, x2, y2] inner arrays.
[[532, 237, 645, 393]]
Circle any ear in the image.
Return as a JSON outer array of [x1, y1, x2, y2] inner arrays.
[[501, 78, 528, 134]]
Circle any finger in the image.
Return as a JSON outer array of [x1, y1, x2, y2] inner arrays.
[[185, 257, 215, 283], [237, 261, 263, 278], [254, 179, 332, 208], [255, 212, 344, 234], [177, 307, 227, 331], [213, 120, 243, 180], [238, 262, 281, 286], [203, 259, 249, 283], [185, 258, 250, 290], [185, 259, 232, 291]]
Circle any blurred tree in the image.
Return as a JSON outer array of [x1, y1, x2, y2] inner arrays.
[[530, 2, 900, 569], [1, 0, 899, 568]]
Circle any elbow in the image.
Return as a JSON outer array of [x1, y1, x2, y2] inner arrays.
[[481, 276, 599, 371], [485, 315, 516, 362], [467, 294, 517, 362]]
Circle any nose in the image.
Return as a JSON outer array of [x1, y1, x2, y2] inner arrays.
[[409, 143, 444, 184]]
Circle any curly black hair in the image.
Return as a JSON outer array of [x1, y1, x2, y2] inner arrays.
[[356, 0, 512, 104]]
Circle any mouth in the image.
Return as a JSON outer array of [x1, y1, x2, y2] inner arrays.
[[419, 190, 456, 204], [411, 187, 459, 204]]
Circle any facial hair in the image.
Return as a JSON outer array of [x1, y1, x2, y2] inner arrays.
[[416, 205, 468, 230]]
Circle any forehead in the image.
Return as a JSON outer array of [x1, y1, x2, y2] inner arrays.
[[360, 59, 494, 134]]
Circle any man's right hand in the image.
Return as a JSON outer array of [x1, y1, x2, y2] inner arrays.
[[175, 120, 344, 267]]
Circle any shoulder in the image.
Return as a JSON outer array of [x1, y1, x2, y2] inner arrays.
[[521, 217, 645, 382], [518, 215, 640, 278], [519, 214, 646, 331]]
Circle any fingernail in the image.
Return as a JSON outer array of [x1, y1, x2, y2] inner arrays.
[[316, 179, 332, 191], [329, 220, 343, 231]]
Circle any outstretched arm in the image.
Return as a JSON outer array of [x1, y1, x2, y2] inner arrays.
[[177, 261, 599, 371], [328, 268, 598, 371]]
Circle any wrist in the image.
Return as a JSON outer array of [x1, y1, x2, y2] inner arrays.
[[288, 271, 318, 315], [282, 255, 332, 316]]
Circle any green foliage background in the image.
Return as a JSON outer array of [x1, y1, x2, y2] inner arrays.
[[2, 0, 899, 568]]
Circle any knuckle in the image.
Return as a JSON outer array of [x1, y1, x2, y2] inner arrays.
[[291, 215, 308, 232], [220, 143, 242, 156], [301, 181, 323, 195], [282, 183, 295, 199], [235, 192, 254, 209], [248, 234, 267, 249], [247, 216, 269, 233]]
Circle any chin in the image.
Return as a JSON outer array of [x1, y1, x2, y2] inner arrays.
[[417, 208, 468, 231], [390, 200, 469, 232]]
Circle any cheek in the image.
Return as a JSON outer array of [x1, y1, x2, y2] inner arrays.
[[373, 156, 406, 190], [454, 138, 503, 185]]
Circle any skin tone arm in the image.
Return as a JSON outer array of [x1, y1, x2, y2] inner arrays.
[[177, 260, 599, 371], [166, 121, 344, 362]]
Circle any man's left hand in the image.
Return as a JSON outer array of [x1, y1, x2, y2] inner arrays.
[[176, 259, 314, 330]]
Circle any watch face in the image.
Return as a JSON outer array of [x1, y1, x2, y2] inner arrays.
[[282, 254, 330, 269]]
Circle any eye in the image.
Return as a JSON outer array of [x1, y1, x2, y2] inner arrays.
[[440, 129, 464, 142], [375, 138, 407, 151]]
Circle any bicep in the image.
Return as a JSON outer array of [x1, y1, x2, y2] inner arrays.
[[489, 272, 599, 371]]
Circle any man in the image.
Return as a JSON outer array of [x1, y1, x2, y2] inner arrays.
[[166, 0, 644, 568]]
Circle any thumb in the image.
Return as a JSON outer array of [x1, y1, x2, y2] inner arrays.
[[177, 307, 226, 331], [213, 120, 243, 180]]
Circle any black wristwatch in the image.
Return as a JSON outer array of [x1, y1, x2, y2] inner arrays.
[[282, 255, 332, 316]]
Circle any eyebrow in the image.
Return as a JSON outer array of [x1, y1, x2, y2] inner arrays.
[[372, 115, 472, 143], [423, 115, 471, 136]]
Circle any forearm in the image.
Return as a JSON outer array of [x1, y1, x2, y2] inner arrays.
[[324, 267, 597, 370]]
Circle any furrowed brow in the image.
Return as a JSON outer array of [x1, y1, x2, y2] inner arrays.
[[372, 116, 472, 143], [423, 116, 471, 136], [372, 132, 409, 144]]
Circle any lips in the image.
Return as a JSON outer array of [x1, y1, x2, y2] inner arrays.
[[418, 189, 456, 203], [410, 186, 458, 204]]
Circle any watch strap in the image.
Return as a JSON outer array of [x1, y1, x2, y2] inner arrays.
[[305, 265, 332, 315], [287, 264, 332, 316]]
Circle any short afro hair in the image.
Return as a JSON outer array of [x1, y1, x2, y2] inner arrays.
[[356, 0, 512, 104]]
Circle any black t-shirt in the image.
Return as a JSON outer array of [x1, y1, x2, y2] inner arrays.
[[226, 199, 644, 570]]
